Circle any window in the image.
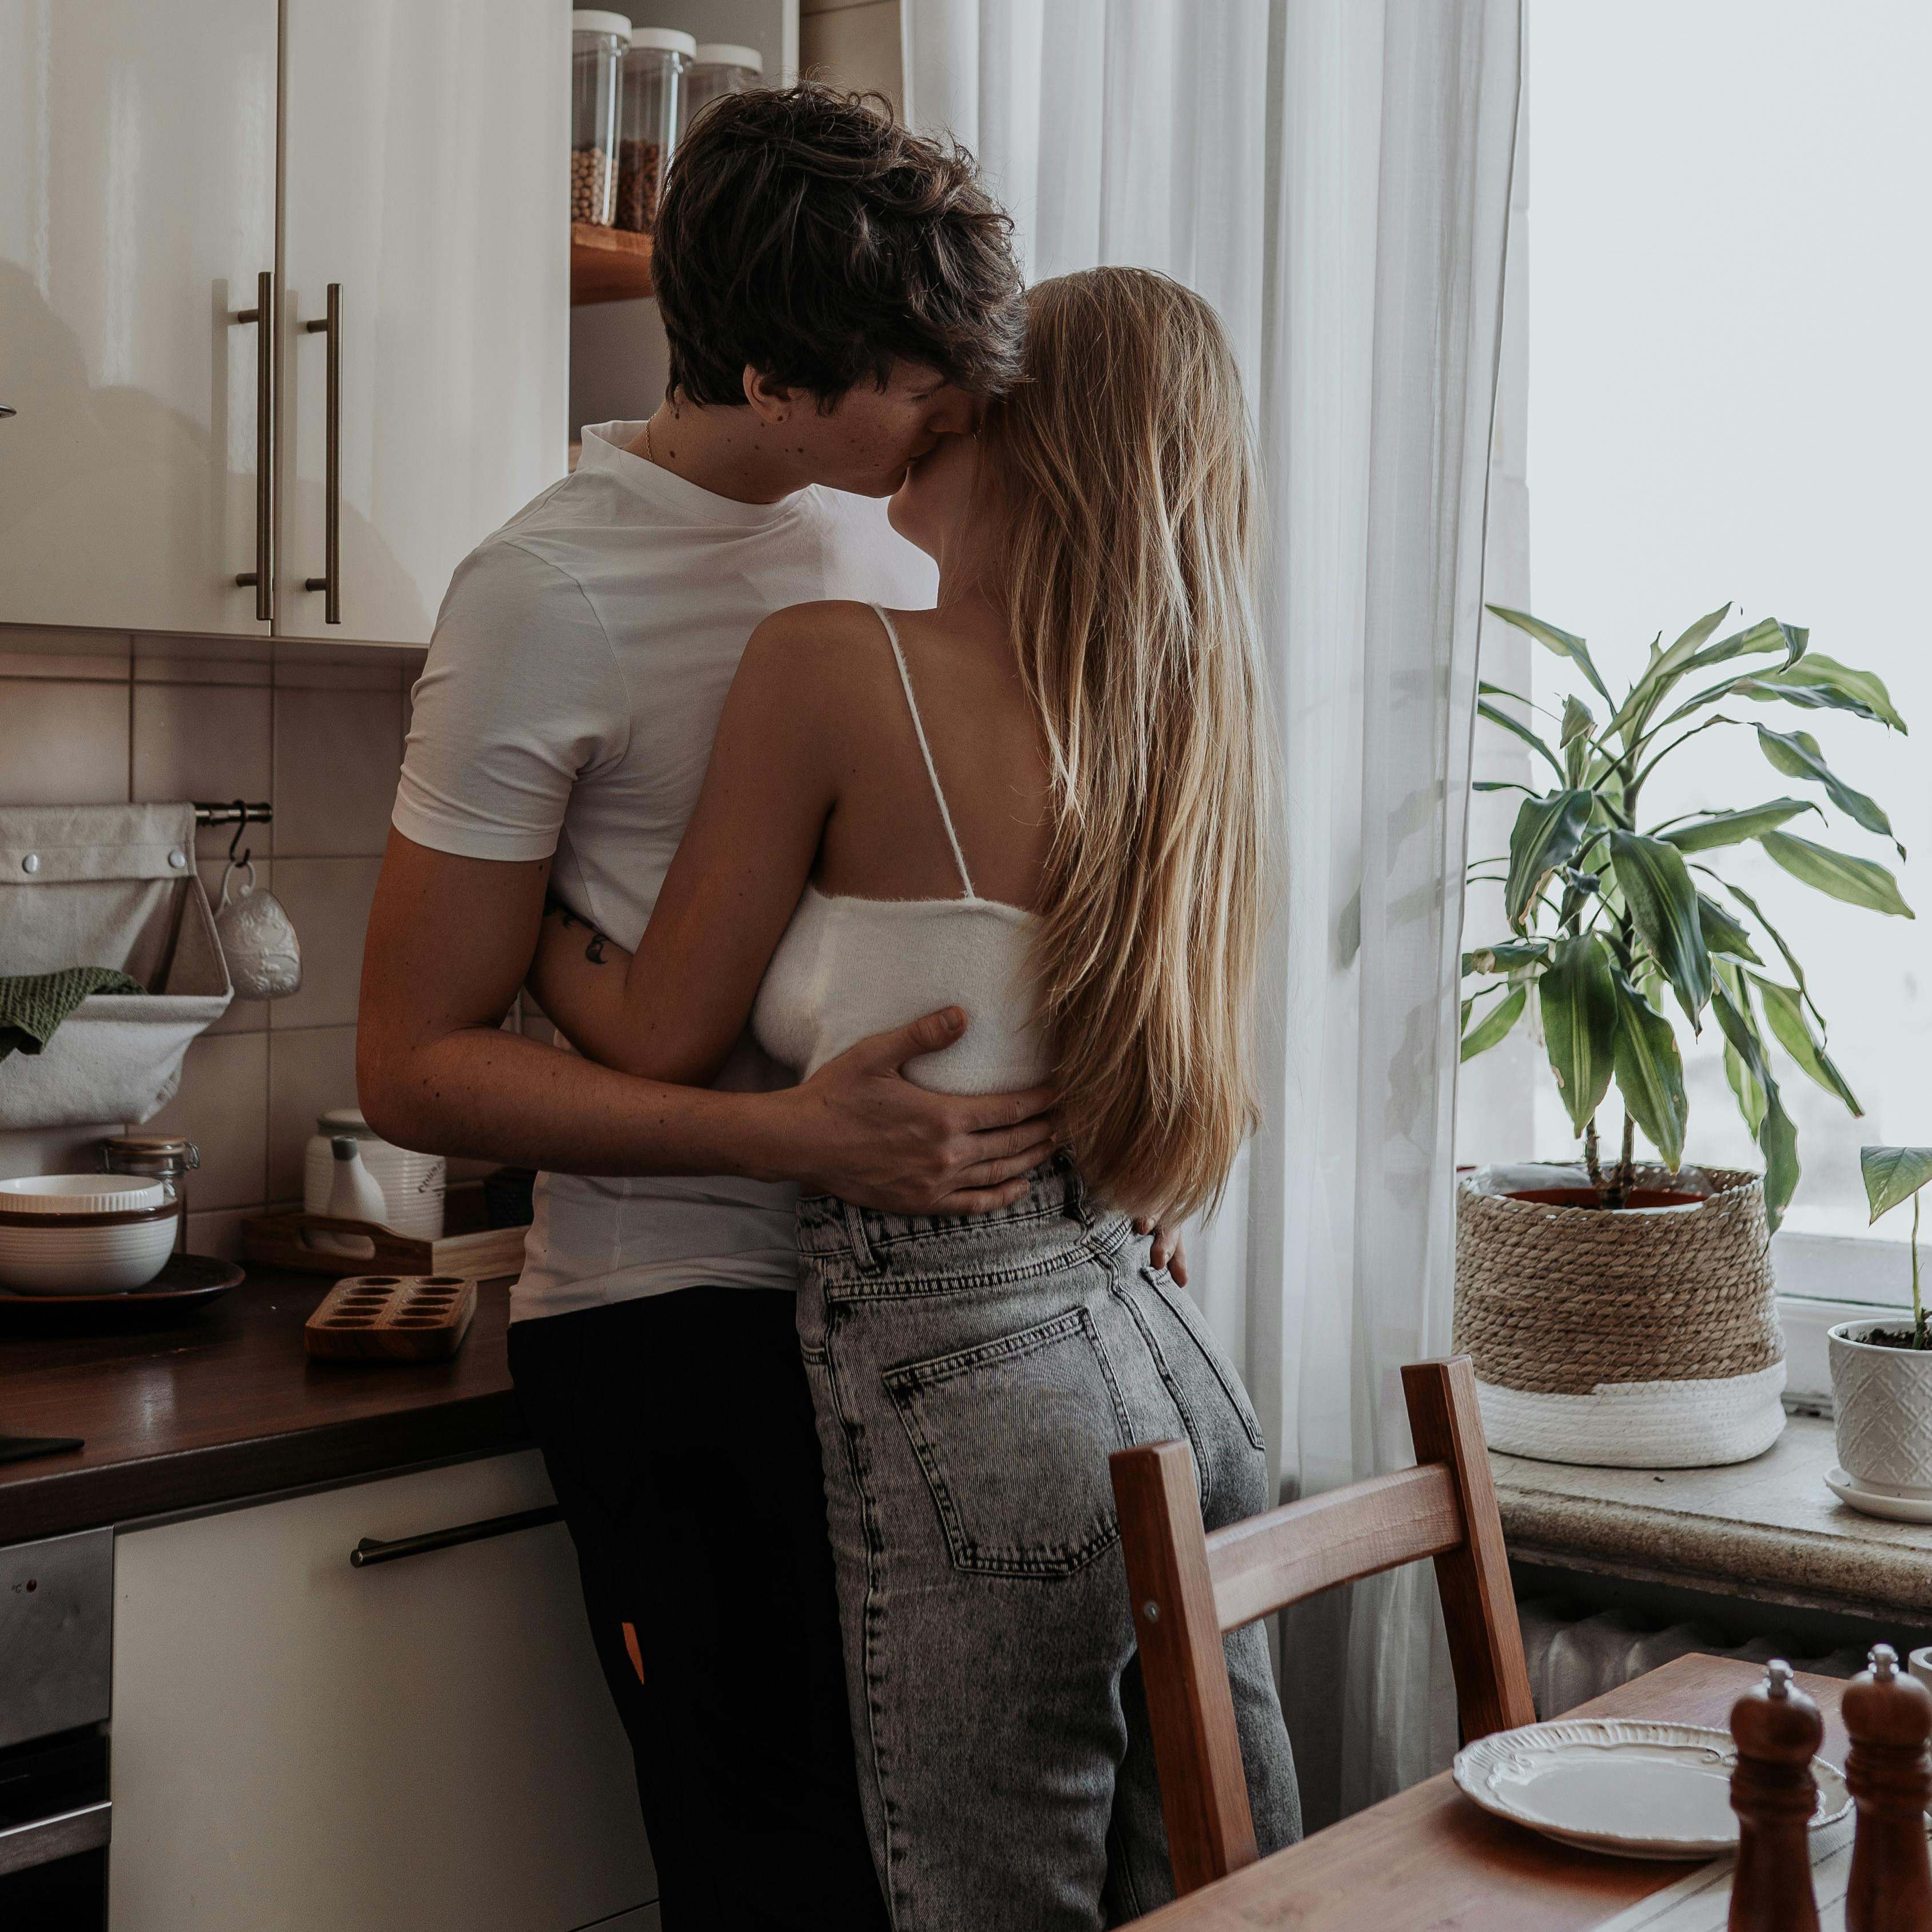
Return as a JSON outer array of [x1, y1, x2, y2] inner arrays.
[[1465, 2, 1932, 1325]]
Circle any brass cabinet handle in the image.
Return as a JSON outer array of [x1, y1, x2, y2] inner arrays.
[[302, 282, 342, 624], [232, 270, 274, 622]]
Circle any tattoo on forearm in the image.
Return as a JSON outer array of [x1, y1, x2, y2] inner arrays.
[[543, 890, 613, 966]]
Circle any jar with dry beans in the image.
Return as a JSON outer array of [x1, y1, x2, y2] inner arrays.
[[618, 27, 693, 234], [571, 10, 630, 226]]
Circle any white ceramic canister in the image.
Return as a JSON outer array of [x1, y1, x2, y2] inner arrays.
[[303, 1108, 445, 1238]]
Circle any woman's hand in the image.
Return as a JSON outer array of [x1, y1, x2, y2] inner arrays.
[[1134, 1216, 1188, 1287]]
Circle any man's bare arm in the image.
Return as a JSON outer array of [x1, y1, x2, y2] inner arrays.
[[356, 832, 1055, 1211]]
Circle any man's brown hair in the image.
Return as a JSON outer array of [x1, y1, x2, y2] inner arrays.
[[652, 85, 1025, 408]]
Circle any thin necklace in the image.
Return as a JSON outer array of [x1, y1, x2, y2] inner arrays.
[[642, 413, 656, 465]]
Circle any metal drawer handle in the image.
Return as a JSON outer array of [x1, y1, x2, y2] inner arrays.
[[0, 1799, 111, 1879], [350, 1503, 563, 1569], [232, 269, 274, 622], [302, 282, 342, 623]]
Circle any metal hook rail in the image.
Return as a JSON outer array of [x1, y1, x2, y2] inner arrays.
[[193, 800, 273, 865], [191, 802, 273, 828]]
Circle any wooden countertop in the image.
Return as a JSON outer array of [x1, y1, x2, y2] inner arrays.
[[0, 1267, 527, 1544]]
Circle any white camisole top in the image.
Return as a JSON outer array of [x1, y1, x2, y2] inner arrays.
[[751, 606, 1052, 1097]]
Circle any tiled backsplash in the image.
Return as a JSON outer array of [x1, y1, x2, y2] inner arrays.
[[0, 627, 423, 1258]]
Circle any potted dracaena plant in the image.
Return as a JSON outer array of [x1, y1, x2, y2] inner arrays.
[[1826, 1146, 1932, 1519], [1454, 603, 1911, 1468]]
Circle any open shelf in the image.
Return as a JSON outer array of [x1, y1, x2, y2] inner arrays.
[[570, 222, 654, 305]]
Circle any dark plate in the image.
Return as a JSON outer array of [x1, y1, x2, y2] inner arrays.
[[0, 1253, 245, 1327]]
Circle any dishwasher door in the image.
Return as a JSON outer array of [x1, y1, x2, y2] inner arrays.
[[0, 1527, 113, 1929]]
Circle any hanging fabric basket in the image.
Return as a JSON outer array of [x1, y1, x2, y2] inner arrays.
[[1452, 1162, 1784, 1468], [1, 803, 234, 1128]]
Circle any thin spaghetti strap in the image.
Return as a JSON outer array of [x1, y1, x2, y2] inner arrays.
[[871, 603, 976, 900]]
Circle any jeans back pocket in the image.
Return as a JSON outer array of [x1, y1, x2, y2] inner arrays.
[[882, 1308, 1133, 1579]]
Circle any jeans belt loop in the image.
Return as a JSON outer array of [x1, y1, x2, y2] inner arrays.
[[1058, 1150, 1095, 1229], [841, 1198, 883, 1275]]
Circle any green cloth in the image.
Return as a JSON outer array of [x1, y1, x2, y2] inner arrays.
[[0, 967, 145, 1062]]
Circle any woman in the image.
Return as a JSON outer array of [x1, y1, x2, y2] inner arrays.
[[530, 267, 1299, 1929]]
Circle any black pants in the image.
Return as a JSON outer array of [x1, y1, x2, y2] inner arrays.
[[508, 1287, 889, 1932]]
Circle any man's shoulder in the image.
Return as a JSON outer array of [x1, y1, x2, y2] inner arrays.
[[808, 487, 939, 607]]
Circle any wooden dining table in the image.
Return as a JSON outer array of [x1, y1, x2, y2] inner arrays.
[[1135, 1652, 1849, 1929]]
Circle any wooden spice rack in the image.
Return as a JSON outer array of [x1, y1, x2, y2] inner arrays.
[[571, 222, 654, 305]]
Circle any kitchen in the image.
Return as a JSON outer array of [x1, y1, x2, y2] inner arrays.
[[0, 5, 854, 1927], [9, 6, 1932, 1932]]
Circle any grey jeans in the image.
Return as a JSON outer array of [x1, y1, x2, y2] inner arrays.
[[795, 1159, 1301, 1931]]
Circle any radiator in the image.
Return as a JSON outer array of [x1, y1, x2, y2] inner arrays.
[[1517, 1599, 1869, 1719]]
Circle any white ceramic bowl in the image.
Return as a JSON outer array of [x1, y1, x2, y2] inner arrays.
[[0, 1175, 179, 1294]]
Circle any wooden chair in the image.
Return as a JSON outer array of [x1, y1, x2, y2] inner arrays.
[[1108, 1353, 1534, 1898]]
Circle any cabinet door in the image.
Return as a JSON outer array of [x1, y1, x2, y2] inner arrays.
[[276, 1, 571, 644], [0, 0, 278, 634], [110, 1451, 656, 1932]]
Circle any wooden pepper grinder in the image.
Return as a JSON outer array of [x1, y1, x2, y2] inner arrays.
[[1730, 1658, 1823, 1932], [1844, 1643, 1932, 1932]]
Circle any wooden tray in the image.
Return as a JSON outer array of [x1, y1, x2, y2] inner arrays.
[[242, 1209, 526, 1281], [570, 221, 653, 304], [304, 1273, 478, 1361]]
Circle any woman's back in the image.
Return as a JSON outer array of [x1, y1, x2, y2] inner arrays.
[[751, 600, 1054, 1095]]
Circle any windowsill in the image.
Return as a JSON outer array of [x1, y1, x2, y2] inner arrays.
[[1491, 1414, 1932, 1625]]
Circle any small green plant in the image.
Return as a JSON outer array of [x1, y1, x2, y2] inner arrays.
[[1861, 1146, 1932, 1349], [1463, 604, 1913, 1226]]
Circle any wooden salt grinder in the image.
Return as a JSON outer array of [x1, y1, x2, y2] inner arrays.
[[1844, 1643, 1932, 1932], [1730, 1659, 1823, 1932]]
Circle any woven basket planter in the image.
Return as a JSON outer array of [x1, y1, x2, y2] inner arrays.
[[1453, 1162, 1785, 1468]]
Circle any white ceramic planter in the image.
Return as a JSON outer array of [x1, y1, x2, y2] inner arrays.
[[1829, 1320, 1932, 1494]]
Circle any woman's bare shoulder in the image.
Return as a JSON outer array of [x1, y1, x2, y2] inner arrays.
[[732, 599, 901, 712]]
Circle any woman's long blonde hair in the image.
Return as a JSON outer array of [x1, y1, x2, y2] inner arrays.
[[979, 267, 1274, 1220]]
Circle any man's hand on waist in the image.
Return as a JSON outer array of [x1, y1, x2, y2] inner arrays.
[[762, 1008, 1057, 1215]]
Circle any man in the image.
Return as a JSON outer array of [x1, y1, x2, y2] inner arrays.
[[357, 89, 1043, 1929]]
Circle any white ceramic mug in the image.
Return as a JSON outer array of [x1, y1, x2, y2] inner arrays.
[[1910, 1647, 1932, 1699]]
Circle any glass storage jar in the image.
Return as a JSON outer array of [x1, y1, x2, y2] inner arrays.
[[571, 10, 631, 226], [618, 29, 694, 234], [684, 43, 763, 134], [98, 1134, 198, 1254]]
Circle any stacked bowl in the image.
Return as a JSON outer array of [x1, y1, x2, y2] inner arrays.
[[0, 1175, 180, 1294]]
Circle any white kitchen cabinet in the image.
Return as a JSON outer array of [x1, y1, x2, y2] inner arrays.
[[0, 0, 569, 646], [0, 0, 279, 635], [110, 1451, 656, 1932], [276, 1, 571, 644]]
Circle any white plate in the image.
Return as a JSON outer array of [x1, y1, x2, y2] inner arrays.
[[1453, 1719, 1851, 1860], [1825, 1465, 1932, 1523]]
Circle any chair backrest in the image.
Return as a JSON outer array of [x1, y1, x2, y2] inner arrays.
[[1108, 1353, 1534, 1897]]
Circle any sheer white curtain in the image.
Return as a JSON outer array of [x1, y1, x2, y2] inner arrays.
[[906, 0, 1522, 1823]]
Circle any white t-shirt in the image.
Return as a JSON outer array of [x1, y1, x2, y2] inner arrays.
[[392, 420, 937, 1322]]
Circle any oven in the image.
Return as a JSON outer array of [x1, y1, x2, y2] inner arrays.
[[0, 1527, 113, 1929]]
